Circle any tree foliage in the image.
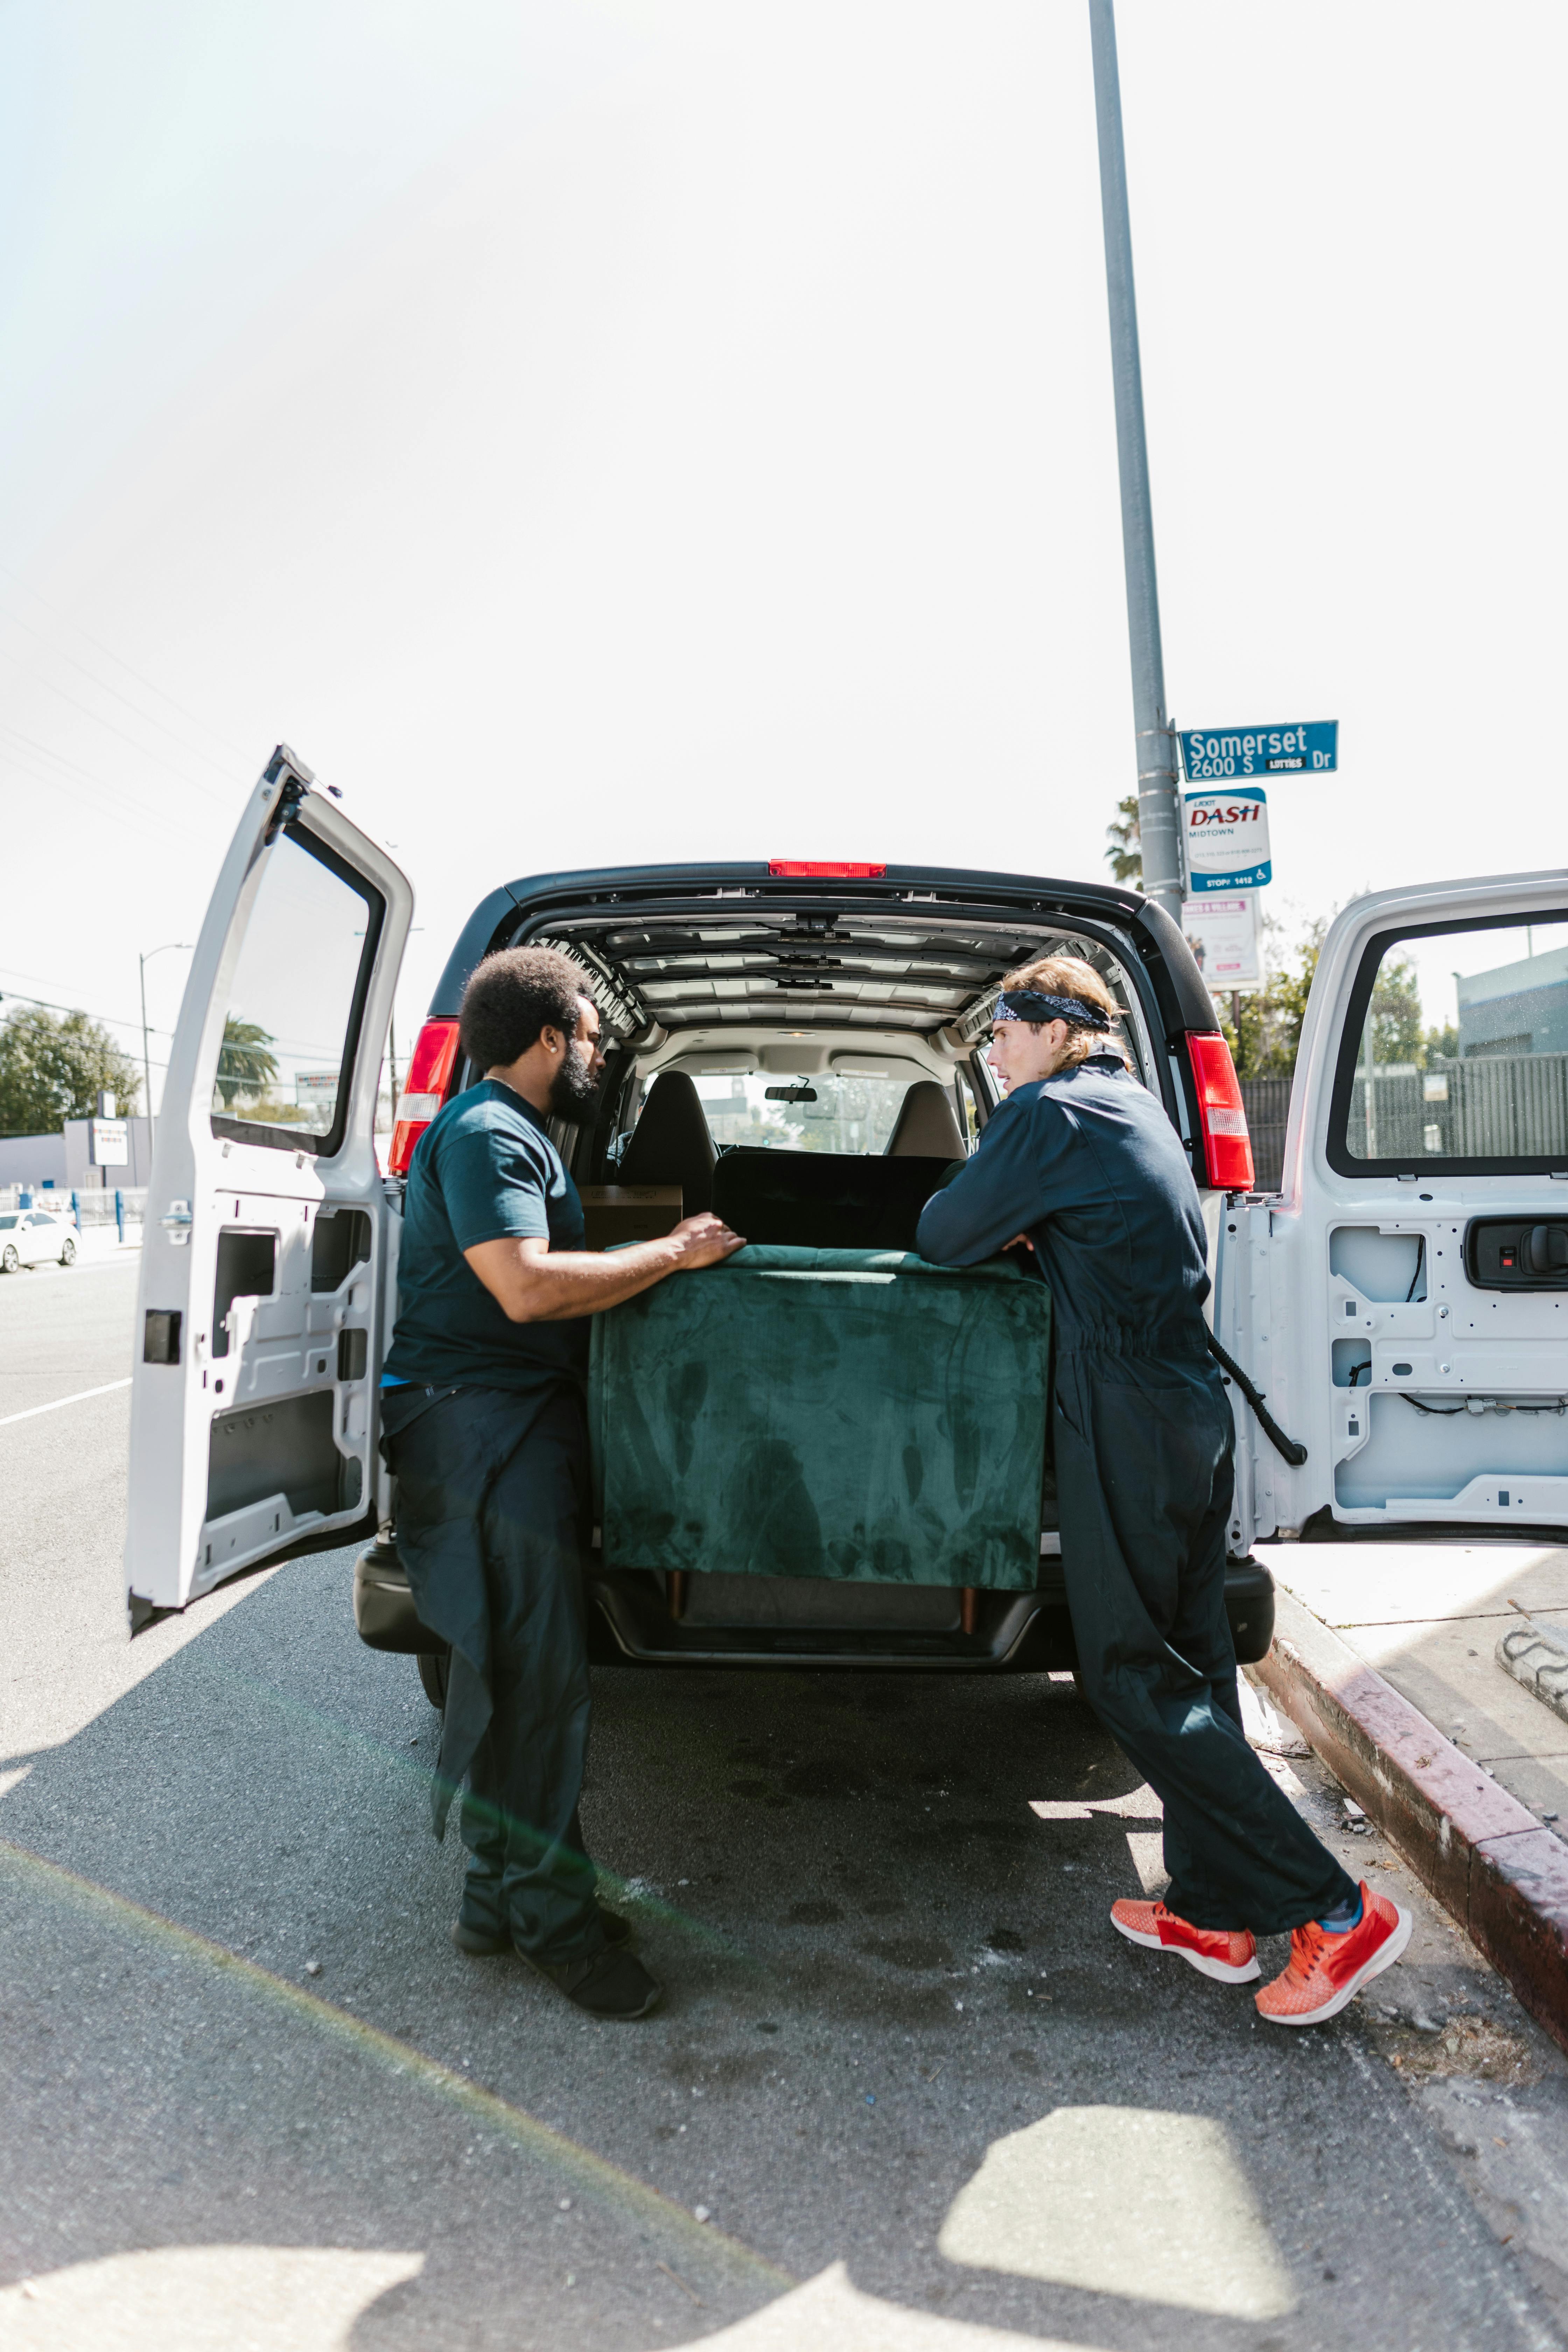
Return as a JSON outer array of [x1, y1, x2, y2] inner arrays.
[[1105, 793, 1142, 888], [1219, 919, 1325, 1081], [0, 1006, 142, 1135], [215, 1016, 280, 1107]]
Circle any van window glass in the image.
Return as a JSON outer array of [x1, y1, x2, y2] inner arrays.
[[955, 1067, 982, 1148], [211, 827, 383, 1154], [685, 1069, 917, 1154], [1335, 914, 1568, 1170]]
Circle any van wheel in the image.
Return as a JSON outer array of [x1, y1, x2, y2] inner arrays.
[[416, 1650, 449, 1710], [1, 1246, 16, 1273], [59, 1238, 76, 1266]]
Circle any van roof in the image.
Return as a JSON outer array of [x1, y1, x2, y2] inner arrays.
[[430, 861, 1214, 1046]]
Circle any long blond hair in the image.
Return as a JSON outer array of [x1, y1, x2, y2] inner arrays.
[[998, 953, 1126, 1069]]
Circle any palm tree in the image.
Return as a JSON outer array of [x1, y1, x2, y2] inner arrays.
[[1105, 793, 1142, 888], [216, 1016, 279, 1106]]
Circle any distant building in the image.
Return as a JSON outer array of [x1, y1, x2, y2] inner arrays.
[[0, 1132, 68, 1190], [0, 1116, 153, 1192], [1456, 944, 1568, 1058]]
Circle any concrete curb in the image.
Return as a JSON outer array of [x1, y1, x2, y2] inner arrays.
[[1255, 1588, 1568, 2059]]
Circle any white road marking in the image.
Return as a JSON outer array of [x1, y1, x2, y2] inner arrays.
[[0, 1378, 132, 1428]]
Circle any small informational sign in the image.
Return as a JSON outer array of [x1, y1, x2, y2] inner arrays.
[[1184, 787, 1272, 893], [294, 1071, 340, 1108], [1182, 893, 1261, 992], [89, 1118, 129, 1167], [1181, 721, 1337, 780]]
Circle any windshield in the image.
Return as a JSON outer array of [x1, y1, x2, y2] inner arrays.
[[0, 1216, 17, 1229], [689, 1070, 927, 1154]]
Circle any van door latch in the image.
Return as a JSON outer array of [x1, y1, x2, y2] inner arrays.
[[1465, 1217, 1568, 1289]]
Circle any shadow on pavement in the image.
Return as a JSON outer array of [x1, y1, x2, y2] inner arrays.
[[2, 1547, 1554, 2351]]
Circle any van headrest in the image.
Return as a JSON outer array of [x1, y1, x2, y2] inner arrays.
[[618, 1070, 716, 1212], [884, 1080, 966, 1160]]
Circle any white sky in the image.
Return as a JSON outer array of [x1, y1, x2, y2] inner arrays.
[[2, 0, 1565, 1110]]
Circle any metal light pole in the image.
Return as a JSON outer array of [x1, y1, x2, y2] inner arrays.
[[1088, 0, 1184, 925], [139, 944, 192, 1184]]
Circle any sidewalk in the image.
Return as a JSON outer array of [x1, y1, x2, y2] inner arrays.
[[74, 1226, 142, 1260], [1253, 1541, 1568, 2055]]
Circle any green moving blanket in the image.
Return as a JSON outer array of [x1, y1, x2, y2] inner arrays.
[[589, 1245, 1051, 1591]]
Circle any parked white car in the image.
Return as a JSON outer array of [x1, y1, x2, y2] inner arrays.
[[0, 1209, 78, 1272]]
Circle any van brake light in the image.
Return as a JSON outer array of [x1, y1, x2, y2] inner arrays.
[[1187, 1032, 1255, 1191], [768, 860, 887, 878], [389, 1019, 461, 1174]]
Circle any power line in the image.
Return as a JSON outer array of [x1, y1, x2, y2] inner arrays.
[[0, 645, 245, 808], [0, 728, 220, 851], [0, 604, 251, 785], [0, 983, 173, 1037], [0, 560, 258, 766]]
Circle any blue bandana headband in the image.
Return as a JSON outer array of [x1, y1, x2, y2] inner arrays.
[[993, 988, 1113, 1033]]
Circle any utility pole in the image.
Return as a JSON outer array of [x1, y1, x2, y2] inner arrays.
[[1088, 0, 1184, 926]]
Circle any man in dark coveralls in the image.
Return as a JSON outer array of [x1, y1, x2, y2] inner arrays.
[[381, 946, 743, 2020], [917, 954, 1410, 2025]]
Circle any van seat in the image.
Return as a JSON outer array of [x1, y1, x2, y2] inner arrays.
[[618, 1071, 716, 1212], [884, 1080, 966, 1159], [712, 1150, 959, 1251]]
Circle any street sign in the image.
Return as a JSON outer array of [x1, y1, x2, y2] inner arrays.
[[89, 1118, 129, 1167], [1184, 786, 1272, 893], [1182, 892, 1262, 993], [1181, 721, 1337, 781]]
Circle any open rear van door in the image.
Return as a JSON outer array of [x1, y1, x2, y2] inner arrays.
[[125, 748, 413, 1621], [1215, 870, 1568, 1551]]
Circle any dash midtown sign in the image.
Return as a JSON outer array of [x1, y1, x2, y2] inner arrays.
[[1184, 787, 1272, 893], [1180, 720, 1337, 780]]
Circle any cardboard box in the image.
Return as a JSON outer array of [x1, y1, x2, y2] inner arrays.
[[579, 1185, 682, 1252]]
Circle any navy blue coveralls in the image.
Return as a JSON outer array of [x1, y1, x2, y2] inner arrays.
[[917, 1050, 1356, 1937]]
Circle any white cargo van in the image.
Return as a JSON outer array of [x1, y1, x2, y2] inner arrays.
[[124, 748, 1568, 1693]]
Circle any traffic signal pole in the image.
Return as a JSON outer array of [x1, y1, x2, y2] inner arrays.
[[1087, 0, 1183, 925]]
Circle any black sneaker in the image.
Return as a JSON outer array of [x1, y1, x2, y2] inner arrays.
[[450, 1907, 635, 1958], [519, 1944, 664, 2020]]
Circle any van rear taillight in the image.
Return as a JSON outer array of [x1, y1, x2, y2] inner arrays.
[[390, 1020, 461, 1174], [768, 860, 887, 878], [1187, 1032, 1255, 1191]]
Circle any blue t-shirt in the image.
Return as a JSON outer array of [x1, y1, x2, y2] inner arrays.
[[385, 1079, 589, 1396]]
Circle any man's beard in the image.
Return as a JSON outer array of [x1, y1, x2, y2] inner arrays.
[[548, 1046, 599, 1124]]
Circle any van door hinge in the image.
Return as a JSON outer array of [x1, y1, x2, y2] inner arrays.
[[262, 774, 307, 844]]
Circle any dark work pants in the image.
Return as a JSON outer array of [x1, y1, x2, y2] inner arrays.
[[1054, 1343, 1357, 1938], [381, 1382, 602, 1963]]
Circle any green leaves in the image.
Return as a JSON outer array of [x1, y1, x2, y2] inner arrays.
[[0, 1006, 142, 1135], [214, 1016, 279, 1107]]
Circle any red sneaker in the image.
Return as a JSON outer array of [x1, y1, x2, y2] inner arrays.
[[1110, 1897, 1260, 1983], [1255, 1882, 1412, 2026]]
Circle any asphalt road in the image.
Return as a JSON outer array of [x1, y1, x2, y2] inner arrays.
[[2, 1252, 1567, 2352]]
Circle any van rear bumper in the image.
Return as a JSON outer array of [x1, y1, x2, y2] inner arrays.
[[352, 1540, 1275, 1672]]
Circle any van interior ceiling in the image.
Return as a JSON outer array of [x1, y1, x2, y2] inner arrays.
[[507, 905, 1153, 1194]]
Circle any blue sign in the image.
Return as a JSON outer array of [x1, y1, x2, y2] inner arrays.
[[1180, 720, 1337, 782]]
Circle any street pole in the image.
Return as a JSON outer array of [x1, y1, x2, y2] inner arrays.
[[138, 954, 153, 1186], [1088, 0, 1184, 926], [140, 944, 192, 1185]]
